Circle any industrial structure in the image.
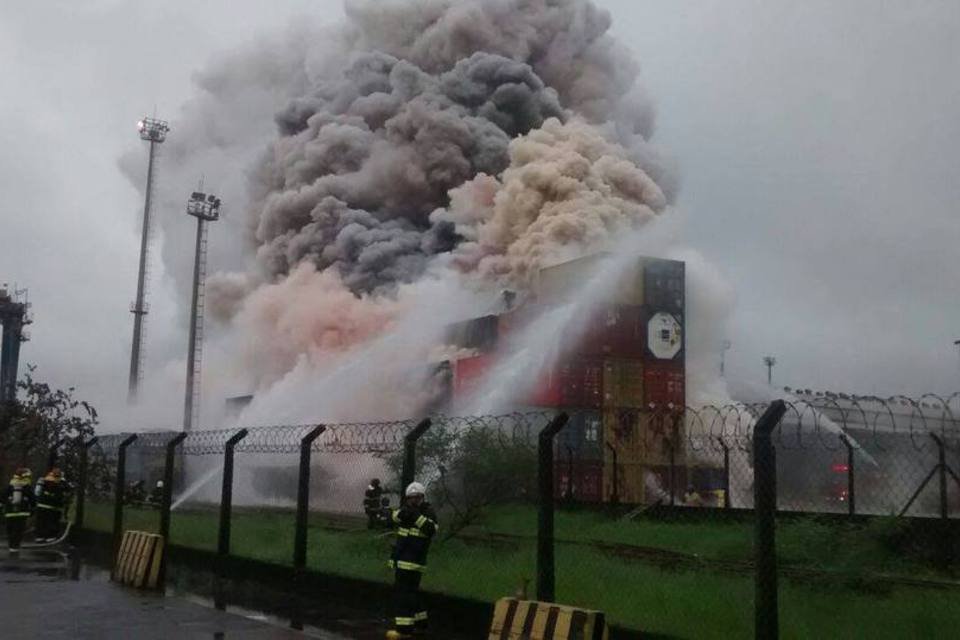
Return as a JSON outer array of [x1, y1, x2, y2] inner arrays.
[[128, 116, 169, 402], [0, 286, 31, 406], [183, 189, 222, 430], [441, 254, 689, 505]]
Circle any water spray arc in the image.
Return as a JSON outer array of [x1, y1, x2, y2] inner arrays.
[[128, 116, 169, 403], [183, 189, 221, 430]]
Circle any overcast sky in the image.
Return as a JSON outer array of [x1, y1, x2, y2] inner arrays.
[[1, 0, 958, 423]]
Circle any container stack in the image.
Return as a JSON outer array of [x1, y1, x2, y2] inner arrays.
[[444, 254, 690, 505]]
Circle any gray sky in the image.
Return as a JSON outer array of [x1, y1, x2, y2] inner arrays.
[[1, 0, 958, 422]]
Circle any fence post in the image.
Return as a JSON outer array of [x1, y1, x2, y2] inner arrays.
[[112, 434, 138, 573], [718, 438, 731, 510], [666, 438, 676, 507], [931, 434, 948, 520], [158, 432, 187, 587], [753, 400, 786, 640], [294, 425, 326, 574], [840, 435, 855, 516], [537, 412, 569, 603], [401, 419, 432, 496], [605, 442, 619, 506], [218, 429, 249, 566], [74, 436, 98, 532]]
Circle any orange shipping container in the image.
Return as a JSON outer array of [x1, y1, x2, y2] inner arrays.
[[602, 360, 645, 408]]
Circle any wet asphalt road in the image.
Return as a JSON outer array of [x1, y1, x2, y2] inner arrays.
[[0, 547, 357, 639]]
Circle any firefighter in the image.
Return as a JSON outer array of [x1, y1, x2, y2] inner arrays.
[[148, 480, 164, 507], [683, 485, 703, 507], [378, 496, 392, 529], [4, 468, 35, 553], [364, 478, 384, 529], [387, 482, 438, 639], [125, 480, 145, 506], [34, 467, 70, 542]]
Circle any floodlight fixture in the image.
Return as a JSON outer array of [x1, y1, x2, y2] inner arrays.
[[137, 116, 169, 143]]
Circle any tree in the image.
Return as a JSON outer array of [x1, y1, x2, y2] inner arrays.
[[380, 422, 537, 540], [0, 365, 99, 486]]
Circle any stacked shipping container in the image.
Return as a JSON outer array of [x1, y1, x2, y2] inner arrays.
[[445, 255, 689, 505]]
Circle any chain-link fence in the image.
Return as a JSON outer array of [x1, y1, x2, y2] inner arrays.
[[61, 394, 960, 638]]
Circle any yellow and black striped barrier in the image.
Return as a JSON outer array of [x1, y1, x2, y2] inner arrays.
[[112, 530, 164, 590], [488, 598, 609, 640]]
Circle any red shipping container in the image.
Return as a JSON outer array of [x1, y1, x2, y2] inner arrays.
[[525, 358, 603, 408], [643, 364, 686, 409], [554, 461, 604, 503], [573, 305, 645, 359], [527, 363, 562, 407], [557, 358, 603, 409], [452, 354, 495, 397]]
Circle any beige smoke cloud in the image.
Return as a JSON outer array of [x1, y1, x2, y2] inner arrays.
[[434, 118, 668, 284]]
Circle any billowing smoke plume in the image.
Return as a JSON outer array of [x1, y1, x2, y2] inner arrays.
[[191, 0, 678, 395], [233, 0, 674, 301], [125, 0, 731, 421], [250, 50, 565, 292]]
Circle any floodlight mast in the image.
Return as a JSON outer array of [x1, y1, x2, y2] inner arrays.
[[183, 189, 221, 430], [763, 355, 777, 386], [128, 116, 169, 403]]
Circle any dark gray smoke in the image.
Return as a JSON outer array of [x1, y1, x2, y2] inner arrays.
[[253, 50, 565, 292]]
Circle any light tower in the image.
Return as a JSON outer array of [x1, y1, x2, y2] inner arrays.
[[0, 286, 32, 406], [954, 339, 960, 389], [763, 355, 777, 386], [128, 116, 170, 402], [183, 189, 221, 430], [720, 340, 732, 377]]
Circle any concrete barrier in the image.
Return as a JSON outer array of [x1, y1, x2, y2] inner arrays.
[[489, 597, 609, 640]]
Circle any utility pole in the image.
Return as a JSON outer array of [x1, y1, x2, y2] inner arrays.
[[763, 356, 777, 386], [183, 189, 221, 431], [721, 340, 732, 377], [128, 116, 169, 403]]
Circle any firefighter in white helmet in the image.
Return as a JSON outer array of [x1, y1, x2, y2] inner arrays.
[[386, 481, 438, 639]]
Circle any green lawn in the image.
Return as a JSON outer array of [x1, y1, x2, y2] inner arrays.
[[468, 505, 952, 581], [83, 502, 960, 639]]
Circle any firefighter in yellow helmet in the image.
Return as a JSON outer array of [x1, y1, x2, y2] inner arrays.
[[4, 468, 35, 553], [386, 482, 438, 639]]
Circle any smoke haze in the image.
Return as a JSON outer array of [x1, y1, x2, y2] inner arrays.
[[121, 0, 728, 423]]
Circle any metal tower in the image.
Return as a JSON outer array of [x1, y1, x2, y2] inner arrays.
[[763, 355, 777, 386], [183, 190, 221, 430], [0, 286, 32, 405], [128, 116, 169, 403]]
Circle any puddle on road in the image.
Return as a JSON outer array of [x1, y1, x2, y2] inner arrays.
[[1, 546, 471, 640]]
